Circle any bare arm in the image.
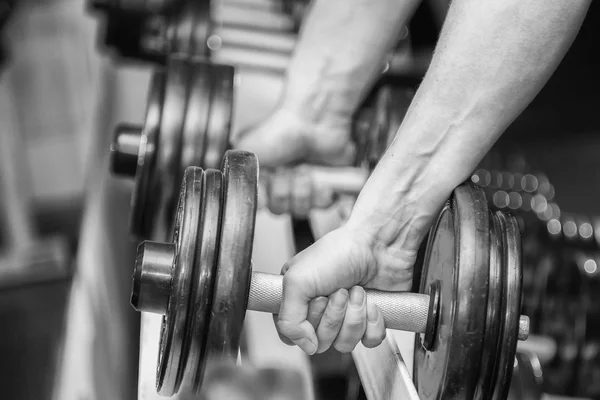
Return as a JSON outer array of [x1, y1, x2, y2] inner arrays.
[[280, 0, 422, 127], [348, 0, 591, 253]]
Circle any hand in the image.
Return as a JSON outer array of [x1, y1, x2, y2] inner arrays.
[[274, 222, 417, 355], [234, 107, 356, 216]]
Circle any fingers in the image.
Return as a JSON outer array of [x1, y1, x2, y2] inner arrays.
[[276, 270, 319, 355], [307, 296, 328, 330], [333, 286, 367, 353], [267, 169, 292, 215], [361, 303, 387, 349], [274, 295, 328, 347], [291, 167, 313, 218], [315, 288, 349, 353], [265, 167, 335, 216]]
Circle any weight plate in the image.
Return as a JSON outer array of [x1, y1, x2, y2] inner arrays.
[[203, 63, 235, 170], [180, 60, 211, 175], [167, 1, 193, 55], [180, 169, 222, 393], [492, 212, 523, 400], [413, 183, 490, 399], [205, 150, 258, 361], [130, 70, 165, 238], [148, 56, 189, 240], [166, 0, 210, 57], [474, 212, 504, 398], [156, 167, 203, 395], [189, 0, 211, 57]]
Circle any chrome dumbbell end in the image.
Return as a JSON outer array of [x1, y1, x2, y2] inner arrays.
[[131, 240, 174, 315], [110, 123, 143, 177]]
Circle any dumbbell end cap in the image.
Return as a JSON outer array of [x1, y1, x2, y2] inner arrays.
[[110, 123, 142, 178], [130, 241, 174, 315], [421, 280, 441, 351], [518, 315, 530, 341]]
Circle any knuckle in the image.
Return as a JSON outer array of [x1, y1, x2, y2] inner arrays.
[[320, 316, 343, 331], [282, 269, 301, 287], [275, 319, 297, 338]]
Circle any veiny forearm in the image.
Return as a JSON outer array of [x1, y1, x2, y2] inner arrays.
[[349, 0, 591, 249], [281, 0, 421, 127]]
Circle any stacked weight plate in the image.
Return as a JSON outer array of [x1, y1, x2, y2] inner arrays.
[[110, 56, 234, 240]]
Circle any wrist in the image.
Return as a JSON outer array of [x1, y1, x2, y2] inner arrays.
[[345, 155, 455, 253]]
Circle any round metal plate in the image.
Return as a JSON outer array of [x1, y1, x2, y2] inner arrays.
[[205, 150, 258, 361], [180, 60, 211, 175], [130, 70, 165, 238], [492, 212, 522, 400], [413, 183, 490, 399], [180, 168, 223, 393], [156, 167, 203, 395], [147, 56, 189, 240], [203, 63, 235, 169], [475, 212, 504, 398]]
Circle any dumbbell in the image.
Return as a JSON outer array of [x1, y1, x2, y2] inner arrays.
[[110, 56, 409, 240], [112, 0, 420, 76], [110, 56, 233, 240], [129, 149, 530, 397], [90, 0, 298, 63]]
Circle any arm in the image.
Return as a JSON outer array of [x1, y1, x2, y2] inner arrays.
[[348, 0, 591, 252], [281, 0, 422, 128]]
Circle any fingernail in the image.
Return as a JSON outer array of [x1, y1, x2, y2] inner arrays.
[[314, 296, 328, 310], [367, 304, 379, 322], [298, 339, 317, 355], [350, 287, 364, 307], [332, 289, 348, 309]]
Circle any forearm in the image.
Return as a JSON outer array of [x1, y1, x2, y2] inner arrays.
[[349, 0, 591, 249], [281, 0, 421, 127]]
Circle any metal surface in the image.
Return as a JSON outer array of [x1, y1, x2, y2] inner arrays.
[[509, 351, 544, 400], [205, 150, 258, 364], [128, 69, 164, 238], [248, 272, 430, 333], [476, 212, 504, 399], [179, 61, 211, 179], [413, 185, 490, 400], [352, 336, 420, 400], [155, 167, 201, 395], [110, 123, 143, 177], [150, 55, 188, 241], [493, 212, 524, 400], [131, 241, 175, 315], [182, 169, 222, 393], [113, 58, 234, 240], [204, 63, 235, 169]]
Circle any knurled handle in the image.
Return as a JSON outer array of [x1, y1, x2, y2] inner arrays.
[[247, 272, 430, 333]]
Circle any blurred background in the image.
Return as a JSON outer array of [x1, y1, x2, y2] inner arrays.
[[0, 0, 598, 399]]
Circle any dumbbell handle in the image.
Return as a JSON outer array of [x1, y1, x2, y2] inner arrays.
[[265, 166, 370, 195], [248, 272, 430, 333]]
